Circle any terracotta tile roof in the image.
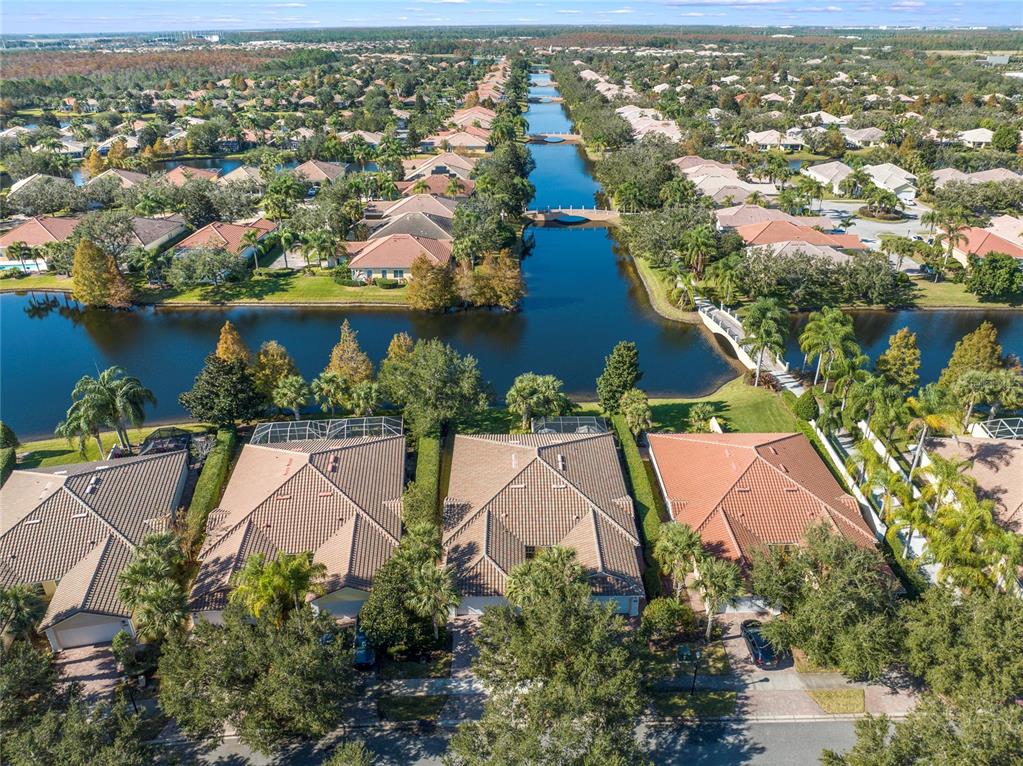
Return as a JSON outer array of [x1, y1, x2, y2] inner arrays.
[[347, 234, 453, 269], [924, 437, 1023, 534], [0, 216, 81, 248], [294, 159, 348, 183], [736, 220, 864, 249], [0, 452, 188, 629], [88, 168, 149, 188], [442, 433, 644, 599], [395, 176, 474, 197], [174, 219, 277, 255], [957, 228, 1023, 260], [647, 433, 875, 565], [715, 204, 831, 230], [367, 212, 453, 241], [375, 194, 458, 220], [190, 435, 405, 612], [163, 165, 220, 187], [402, 152, 477, 180]]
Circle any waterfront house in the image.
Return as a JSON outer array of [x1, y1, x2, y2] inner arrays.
[[346, 234, 453, 282], [174, 218, 277, 257], [395, 174, 474, 197], [364, 194, 458, 221], [715, 204, 831, 231], [421, 127, 491, 152], [0, 452, 189, 650], [190, 432, 405, 624], [86, 167, 150, 189], [746, 129, 804, 152], [294, 159, 348, 185], [949, 227, 1023, 267], [7, 173, 74, 202], [163, 165, 221, 187], [217, 165, 264, 186], [442, 432, 645, 616], [366, 211, 453, 241], [735, 220, 864, 249], [402, 152, 477, 181]]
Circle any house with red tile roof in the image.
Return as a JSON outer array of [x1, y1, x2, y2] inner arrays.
[[174, 218, 277, 257], [0, 216, 81, 253], [163, 165, 220, 187], [395, 175, 474, 198], [293, 159, 348, 185], [647, 433, 877, 570], [951, 227, 1023, 267], [736, 220, 865, 250], [346, 234, 453, 282]]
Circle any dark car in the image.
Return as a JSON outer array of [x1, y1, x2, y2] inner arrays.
[[353, 625, 376, 670], [740, 620, 776, 666]]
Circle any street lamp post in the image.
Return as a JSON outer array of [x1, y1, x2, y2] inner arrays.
[[690, 648, 702, 695]]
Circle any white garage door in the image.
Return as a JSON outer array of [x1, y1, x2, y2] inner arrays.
[[53, 620, 122, 649]]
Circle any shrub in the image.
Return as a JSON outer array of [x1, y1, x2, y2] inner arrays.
[[374, 278, 400, 289], [611, 415, 662, 598], [0, 447, 15, 486], [335, 278, 363, 287], [794, 390, 820, 421], [641, 598, 698, 647], [185, 428, 236, 552], [0, 269, 24, 281]]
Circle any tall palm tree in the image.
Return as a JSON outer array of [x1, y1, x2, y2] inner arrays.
[[118, 554, 172, 612], [706, 253, 741, 306], [277, 227, 298, 270], [653, 523, 705, 598], [311, 371, 349, 417], [930, 207, 970, 283], [408, 562, 460, 641], [445, 177, 466, 197], [692, 557, 743, 641], [0, 584, 45, 640], [65, 367, 156, 450], [922, 453, 975, 509], [272, 374, 310, 421], [740, 297, 787, 387], [680, 225, 717, 279], [132, 579, 187, 643], [230, 551, 327, 623], [55, 395, 108, 457]]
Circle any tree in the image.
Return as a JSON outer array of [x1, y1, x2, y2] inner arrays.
[[680, 224, 717, 279], [58, 366, 155, 450], [504, 373, 572, 430], [272, 375, 310, 421], [596, 341, 641, 414], [311, 371, 350, 417], [686, 401, 717, 431], [179, 353, 264, 427], [653, 522, 704, 599], [965, 252, 1023, 299], [215, 320, 252, 364], [692, 556, 742, 641], [324, 319, 373, 385], [229, 552, 326, 624], [639, 597, 697, 648], [117, 531, 187, 642], [407, 562, 459, 641], [620, 387, 653, 435], [348, 380, 380, 416], [157, 607, 354, 754], [0, 585, 44, 641], [166, 247, 246, 288], [70, 239, 133, 308], [0, 421, 20, 449], [447, 547, 647, 766], [326, 740, 374, 766], [740, 297, 787, 387], [821, 694, 1023, 766], [991, 123, 1021, 153], [799, 306, 856, 387], [378, 338, 488, 437], [951, 369, 1001, 428], [938, 321, 1003, 391], [876, 327, 920, 392], [407, 255, 456, 311], [252, 340, 298, 401], [359, 549, 435, 655]]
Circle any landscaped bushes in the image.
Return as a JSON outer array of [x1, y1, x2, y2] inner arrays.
[[414, 434, 442, 520], [611, 414, 662, 598], [374, 278, 401, 289], [0, 448, 15, 486], [185, 427, 236, 552]]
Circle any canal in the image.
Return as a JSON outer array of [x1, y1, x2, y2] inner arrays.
[[2, 74, 1020, 438]]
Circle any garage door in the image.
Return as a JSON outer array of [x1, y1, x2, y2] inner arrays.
[[53, 620, 122, 649]]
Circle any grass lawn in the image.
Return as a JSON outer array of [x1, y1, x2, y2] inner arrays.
[[808, 689, 865, 714], [650, 640, 732, 679], [16, 424, 211, 469], [376, 694, 449, 722], [650, 690, 737, 719], [379, 650, 452, 680], [646, 377, 798, 434], [910, 276, 1022, 309], [0, 273, 74, 293], [630, 257, 699, 324], [140, 272, 408, 305]]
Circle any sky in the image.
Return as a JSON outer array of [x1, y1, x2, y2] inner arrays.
[[1, 0, 1021, 35]]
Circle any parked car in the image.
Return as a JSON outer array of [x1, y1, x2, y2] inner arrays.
[[353, 624, 376, 670], [740, 619, 777, 666]]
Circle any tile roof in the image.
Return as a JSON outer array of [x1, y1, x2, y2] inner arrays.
[[175, 219, 277, 255], [402, 152, 477, 180], [442, 433, 644, 599], [0, 451, 188, 629], [347, 234, 453, 269], [736, 220, 864, 249], [957, 228, 1023, 260], [395, 176, 474, 197], [0, 216, 81, 248], [190, 435, 405, 612], [375, 194, 458, 220], [647, 433, 875, 565], [163, 165, 220, 187], [924, 437, 1023, 534], [367, 212, 453, 241], [294, 159, 348, 183], [715, 204, 830, 230]]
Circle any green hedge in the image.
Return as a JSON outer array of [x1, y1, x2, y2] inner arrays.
[[374, 278, 401, 289], [185, 428, 237, 552], [0, 447, 15, 486], [611, 415, 663, 599], [414, 434, 442, 525]]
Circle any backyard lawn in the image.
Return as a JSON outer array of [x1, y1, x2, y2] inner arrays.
[[910, 275, 1022, 309], [0, 273, 74, 293], [16, 424, 211, 469], [647, 377, 799, 433], [140, 271, 408, 305]]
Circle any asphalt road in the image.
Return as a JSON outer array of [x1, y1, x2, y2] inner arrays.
[[188, 720, 858, 765]]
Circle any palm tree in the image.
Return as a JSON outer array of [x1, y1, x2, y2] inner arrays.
[[411, 178, 430, 194], [64, 367, 156, 450], [408, 562, 460, 641], [869, 465, 905, 525], [706, 253, 741, 306], [55, 395, 108, 457], [6, 242, 30, 273], [931, 207, 969, 283], [693, 557, 743, 642], [829, 349, 869, 409], [273, 374, 310, 421], [118, 554, 172, 612], [132, 580, 187, 643], [653, 523, 705, 598], [922, 453, 975, 509], [680, 225, 717, 279], [0, 584, 45, 640], [444, 177, 466, 197], [800, 307, 857, 388], [277, 227, 298, 270], [348, 380, 380, 417], [739, 297, 787, 387], [229, 551, 327, 623], [311, 371, 349, 417]]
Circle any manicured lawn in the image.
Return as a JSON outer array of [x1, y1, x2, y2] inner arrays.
[[650, 690, 737, 719], [630, 257, 698, 323], [376, 694, 449, 722], [0, 273, 74, 293], [16, 424, 211, 469], [650, 640, 732, 679], [140, 272, 408, 305], [910, 276, 1022, 308], [647, 377, 798, 434], [379, 650, 452, 680], [808, 688, 865, 714]]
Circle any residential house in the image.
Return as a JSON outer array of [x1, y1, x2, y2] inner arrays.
[[174, 218, 277, 257], [7, 173, 74, 201], [190, 431, 405, 623], [0, 452, 189, 650], [86, 167, 149, 189], [958, 127, 994, 149], [450, 106, 497, 130], [337, 130, 384, 146], [366, 212, 453, 241], [840, 127, 885, 148], [736, 220, 864, 249], [715, 204, 831, 231], [217, 165, 264, 186], [862, 163, 917, 202], [949, 227, 1023, 267], [0, 216, 81, 262], [986, 214, 1023, 248], [421, 127, 490, 152], [746, 129, 805, 152], [293, 159, 348, 185], [402, 152, 477, 181], [802, 160, 853, 194], [395, 174, 475, 197], [163, 165, 221, 188], [931, 167, 971, 189], [442, 433, 645, 617], [364, 194, 458, 221], [346, 234, 453, 282]]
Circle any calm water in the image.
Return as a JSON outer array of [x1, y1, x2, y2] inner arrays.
[[71, 158, 302, 186], [1, 78, 737, 438]]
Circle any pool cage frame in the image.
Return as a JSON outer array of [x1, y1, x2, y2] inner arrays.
[[250, 417, 404, 445], [531, 416, 610, 434]]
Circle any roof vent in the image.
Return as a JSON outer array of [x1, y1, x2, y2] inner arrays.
[[511, 454, 517, 469], [71, 512, 88, 519], [552, 482, 567, 489], [784, 487, 799, 492], [769, 446, 779, 455], [276, 494, 292, 501], [54, 470, 68, 476], [557, 454, 566, 470], [318, 491, 332, 498], [510, 483, 526, 489], [736, 487, 751, 492], [25, 519, 41, 526]]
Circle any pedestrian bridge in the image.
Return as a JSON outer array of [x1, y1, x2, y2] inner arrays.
[[524, 206, 620, 224], [527, 133, 583, 144]]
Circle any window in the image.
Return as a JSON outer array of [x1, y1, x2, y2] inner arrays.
[[525, 545, 538, 559], [393, 270, 404, 279], [379, 270, 388, 279]]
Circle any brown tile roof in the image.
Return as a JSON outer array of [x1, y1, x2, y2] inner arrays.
[[924, 436, 1023, 534], [395, 176, 474, 197], [367, 212, 453, 241], [402, 152, 477, 180], [163, 165, 220, 187], [174, 219, 277, 255], [294, 159, 348, 183], [0, 216, 81, 249], [88, 168, 149, 188], [190, 435, 406, 612], [130, 215, 187, 248], [348, 234, 453, 269], [0, 452, 188, 629], [442, 433, 644, 599], [737, 221, 865, 249], [376, 194, 459, 219], [647, 433, 875, 565]]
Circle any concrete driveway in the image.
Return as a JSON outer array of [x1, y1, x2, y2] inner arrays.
[[54, 642, 122, 700]]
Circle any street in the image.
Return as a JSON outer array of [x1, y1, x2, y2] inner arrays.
[[187, 720, 858, 765]]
